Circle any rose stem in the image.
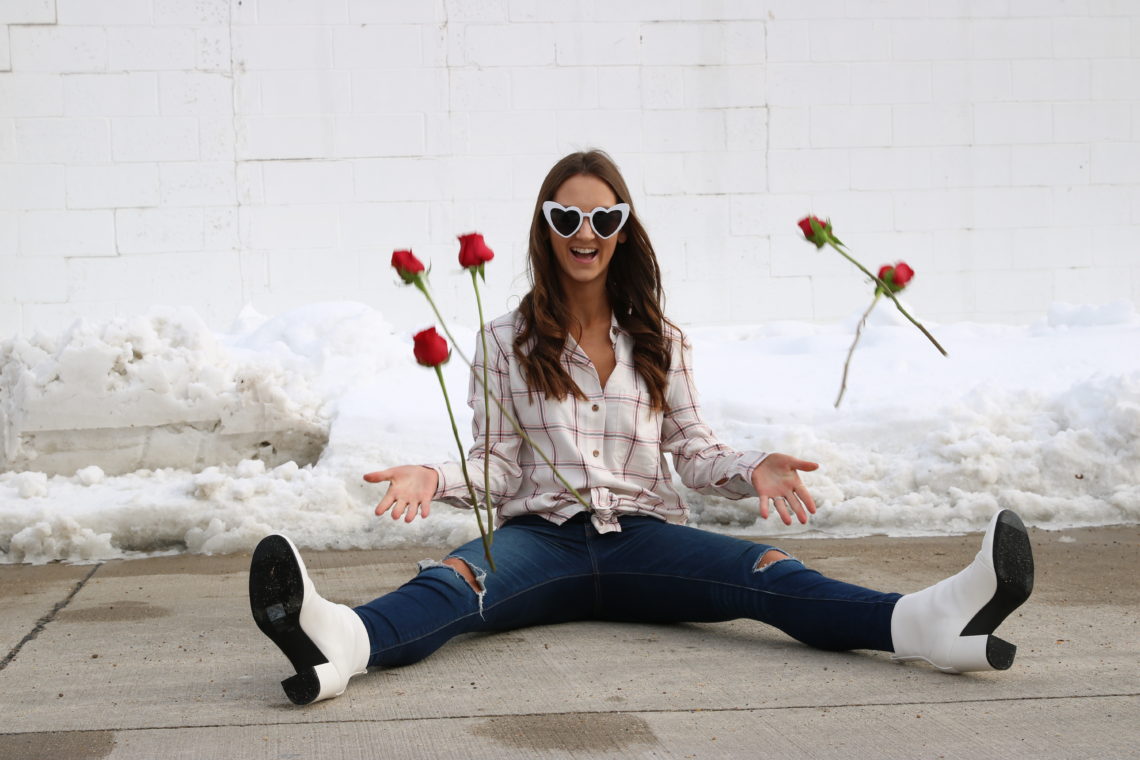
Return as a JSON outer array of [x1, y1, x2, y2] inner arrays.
[[415, 279, 591, 511], [434, 364, 494, 570], [836, 293, 880, 408], [828, 242, 948, 357], [470, 269, 494, 547]]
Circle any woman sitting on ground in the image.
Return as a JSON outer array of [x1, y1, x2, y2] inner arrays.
[[248, 149, 1034, 705]]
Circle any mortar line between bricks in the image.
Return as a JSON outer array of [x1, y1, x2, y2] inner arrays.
[[0, 563, 102, 672], [2, 692, 1136, 735]]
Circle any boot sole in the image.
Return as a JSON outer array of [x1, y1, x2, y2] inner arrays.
[[249, 535, 328, 705], [960, 510, 1035, 669]]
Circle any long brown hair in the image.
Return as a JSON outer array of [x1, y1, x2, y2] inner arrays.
[[515, 150, 674, 411]]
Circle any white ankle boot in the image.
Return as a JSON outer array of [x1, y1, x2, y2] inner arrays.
[[891, 510, 1034, 673], [249, 534, 371, 704]]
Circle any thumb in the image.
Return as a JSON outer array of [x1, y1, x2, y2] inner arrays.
[[363, 470, 393, 483], [793, 459, 820, 472]]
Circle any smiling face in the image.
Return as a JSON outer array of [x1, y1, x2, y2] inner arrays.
[[548, 173, 627, 291]]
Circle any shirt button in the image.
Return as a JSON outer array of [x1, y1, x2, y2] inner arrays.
[[592, 450, 600, 458], [591, 404, 599, 412]]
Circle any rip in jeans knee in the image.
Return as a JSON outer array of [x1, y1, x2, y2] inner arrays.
[[417, 556, 487, 617], [753, 549, 795, 573]]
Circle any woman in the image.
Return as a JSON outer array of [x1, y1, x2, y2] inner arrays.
[[249, 150, 1034, 706]]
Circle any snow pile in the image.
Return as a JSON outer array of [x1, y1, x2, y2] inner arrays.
[[1, 300, 1138, 564], [0, 307, 327, 477]]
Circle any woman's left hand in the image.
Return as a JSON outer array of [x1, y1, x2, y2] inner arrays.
[[750, 453, 819, 526]]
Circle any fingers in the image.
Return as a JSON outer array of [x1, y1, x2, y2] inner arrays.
[[392, 502, 410, 521], [774, 496, 794, 525], [397, 499, 429, 523], [384, 497, 427, 522], [758, 493, 793, 525], [794, 485, 817, 515], [759, 491, 813, 525], [375, 486, 415, 519], [377, 489, 433, 522], [375, 491, 396, 516], [787, 493, 808, 524], [390, 499, 409, 521]]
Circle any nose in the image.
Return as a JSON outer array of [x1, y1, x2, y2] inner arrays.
[[576, 218, 598, 240]]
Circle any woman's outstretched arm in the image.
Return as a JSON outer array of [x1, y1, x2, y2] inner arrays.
[[362, 317, 524, 524], [661, 333, 818, 526]]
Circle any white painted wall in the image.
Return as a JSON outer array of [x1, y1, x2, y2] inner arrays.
[[2, 0, 1138, 337]]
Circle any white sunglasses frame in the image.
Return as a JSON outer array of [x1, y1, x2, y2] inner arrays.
[[542, 201, 631, 240]]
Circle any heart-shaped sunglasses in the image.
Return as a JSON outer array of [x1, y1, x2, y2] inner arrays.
[[542, 201, 631, 240]]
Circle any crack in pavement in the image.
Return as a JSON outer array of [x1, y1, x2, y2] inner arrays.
[[0, 563, 102, 672], [0, 692, 1135, 735]]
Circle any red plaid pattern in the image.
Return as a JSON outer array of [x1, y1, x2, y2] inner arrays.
[[430, 311, 767, 534]]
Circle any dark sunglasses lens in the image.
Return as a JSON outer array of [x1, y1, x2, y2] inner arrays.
[[591, 209, 622, 238], [550, 207, 580, 236]]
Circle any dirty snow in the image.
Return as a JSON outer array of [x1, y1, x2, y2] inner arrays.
[[1, 299, 1137, 564]]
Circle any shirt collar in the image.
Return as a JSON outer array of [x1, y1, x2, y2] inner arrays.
[[562, 312, 623, 366]]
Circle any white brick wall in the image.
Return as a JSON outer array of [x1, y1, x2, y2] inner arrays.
[[1, 1, 1139, 338], [63, 72, 158, 116], [116, 207, 206, 253], [15, 117, 109, 162], [1, 0, 56, 25], [0, 31, 12, 71], [9, 26, 106, 72], [66, 163, 160, 208], [20, 209, 115, 256]]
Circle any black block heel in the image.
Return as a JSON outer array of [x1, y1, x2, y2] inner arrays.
[[282, 670, 322, 705], [986, 635, 1017, 670]]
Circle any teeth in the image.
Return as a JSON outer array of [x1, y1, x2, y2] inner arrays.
[[571, 248, 597, 255]]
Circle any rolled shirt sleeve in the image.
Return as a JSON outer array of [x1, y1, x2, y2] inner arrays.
[[660, 334, 768, 500]]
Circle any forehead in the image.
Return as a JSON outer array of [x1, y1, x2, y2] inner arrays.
[[552, 173, 617, 208]]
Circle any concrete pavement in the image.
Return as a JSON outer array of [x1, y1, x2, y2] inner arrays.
[[1, 525, 1137, 759]]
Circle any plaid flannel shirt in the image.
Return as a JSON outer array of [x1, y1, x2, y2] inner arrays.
[[429, 310, 767, 534]]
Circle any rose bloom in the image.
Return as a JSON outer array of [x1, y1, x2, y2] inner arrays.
[[457, 233, 494, 268], [878, 262, 915, 290], [413, 327, 450, 367], [797, 216, 825, 238], [797, 216, 831, 248], [392, 249, 425, 278]]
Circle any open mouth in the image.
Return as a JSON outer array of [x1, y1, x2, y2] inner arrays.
[[570, 247, 598, 262]]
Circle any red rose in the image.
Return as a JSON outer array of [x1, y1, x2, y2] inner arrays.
[[413, 327, 449, 367], [392, 249, 425, 283], [797, 216, 831, 248], [797, 216, 820, 237], [457, 232, 494, 269], [877, 262, 915, 293]]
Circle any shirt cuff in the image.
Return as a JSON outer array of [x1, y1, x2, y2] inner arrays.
[[713, 450, 769, 499], [427, 462, 475, 509]]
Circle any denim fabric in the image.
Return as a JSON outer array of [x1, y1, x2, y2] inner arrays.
[[354, 514, 901, 669]]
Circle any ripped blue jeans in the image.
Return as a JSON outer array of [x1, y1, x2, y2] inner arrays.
[[354, 514, 901, 669]]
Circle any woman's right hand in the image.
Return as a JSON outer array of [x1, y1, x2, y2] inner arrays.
[[363, 466, 440, 523]]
